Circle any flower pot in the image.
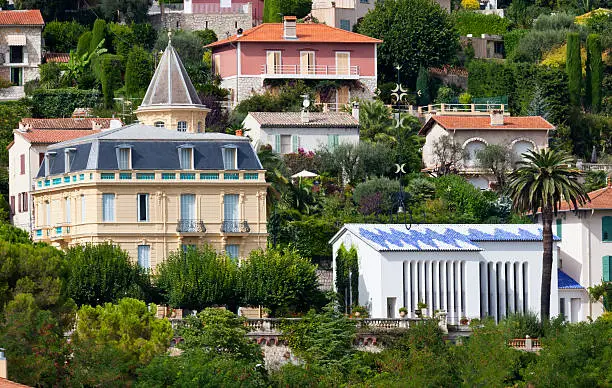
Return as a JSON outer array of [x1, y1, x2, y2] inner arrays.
[[354, 311, 361, 317], [399, 311, 407, 318]]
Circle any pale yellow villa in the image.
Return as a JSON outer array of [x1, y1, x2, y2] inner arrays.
[[30, 39, 268, 270]]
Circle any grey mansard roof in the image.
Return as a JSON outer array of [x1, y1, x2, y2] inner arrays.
[[139, 42, 203, 108], [37, 124, 262, 178]]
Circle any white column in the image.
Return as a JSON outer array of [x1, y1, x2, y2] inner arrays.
[[433, 261, 440, 311], [498, 262, 506, 319], [419, 261, 426, 307], [404, 261, 412, 314], [516, 262, 524, 313], [464, 261, 480, 318], [427, 260, 433, 315], [456, 261, 462, 319], [489, 262, 498, 321], [508, 262, 515, 314], [480, 262, 488, 318], [449, 261, 455, 323], [440, 261, 447, 312], [411, 261, 418, 314]]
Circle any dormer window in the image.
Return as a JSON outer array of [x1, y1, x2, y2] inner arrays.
[[154, 121, 165, 128], [177, 121, 188, 132], [115, 144, 132, 170], [222, 145, 237, 170], [64, 148, 76, 173], [44, 152, 56, 177], [178, 144, 194, 170]]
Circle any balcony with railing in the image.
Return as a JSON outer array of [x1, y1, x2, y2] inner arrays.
[[176, 219, 206, 233], [221, 219, 251, 233], [261, 64, 360, 79]]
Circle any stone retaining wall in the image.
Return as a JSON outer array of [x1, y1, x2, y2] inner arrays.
[[149, 12, 252, 40]]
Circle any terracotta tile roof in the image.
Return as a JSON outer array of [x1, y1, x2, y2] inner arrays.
[[0, 377, 32, 387], [43, 52, 70, 63], [248, 112, 359, 127], [20, 129, 100, 144], [558, 185, 612, 211], [419, 116, 555, 135], [0, 10, 44, 25], [20, 118, 118, 130], [207, 23, 382, 48]]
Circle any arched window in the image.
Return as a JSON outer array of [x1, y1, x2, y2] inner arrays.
[[197, 121, 203, 133], [154, 121, 165, 128], [464, 139, 486, 167], [512, 140, 534, 162]]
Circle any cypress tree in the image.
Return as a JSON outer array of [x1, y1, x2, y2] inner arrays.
[[89, 19, 107, 53], [565, 32, 581, 107], [263, 0, 282, 23], [586, 34, 602, 113], [76, 31, 92, 57], [416, 66, 431, 105]]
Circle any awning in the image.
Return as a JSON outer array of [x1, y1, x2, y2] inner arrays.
[[6, 35, 26, 46]]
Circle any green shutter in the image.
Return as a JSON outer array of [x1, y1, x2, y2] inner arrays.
[[292, 135, 298, 153], [328, 134, 339, 150], [274, 134, 281, 153], [604, 256, 612, 282], [556, 219, 562, 239], [602, 217, 612, 242]]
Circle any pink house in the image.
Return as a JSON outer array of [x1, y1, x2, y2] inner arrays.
[[186, 0, 265, 23], [207, 16, 381, 107]]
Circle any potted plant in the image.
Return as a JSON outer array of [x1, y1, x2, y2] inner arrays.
[[460, 316, 469, 325], [399, 307, 408, 318], [261, 307, 271, 318], [417, 301, 428, 317], [351, 305, 369, 318]]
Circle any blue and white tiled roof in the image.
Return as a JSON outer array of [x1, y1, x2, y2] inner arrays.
[[336, 224, 555, 252], [558, 269, 583, 289]]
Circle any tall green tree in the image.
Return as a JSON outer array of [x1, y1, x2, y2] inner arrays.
[[566, 32, 582, 106], [586, 33, 603, 113], [357, 0, 458, 84], [100, 0, 153, 23], [65, 243, 152, 307], [155, 245, 237, 310], [125, 46, 154, 96], [237, 248, 324, 316], [507, 149, 589, 320], [416, 66, 431, 105], [476, 144, 512, 191]]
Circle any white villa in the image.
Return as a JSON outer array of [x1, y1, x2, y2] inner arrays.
[[331, 223, 561, 322]]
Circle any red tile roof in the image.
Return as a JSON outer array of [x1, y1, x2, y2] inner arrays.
[[0, 377, 32, 387], [419, 116, 555, 135], [207, 23, 382, 48], [20, 118, 118, 130], [21, 129, 100, 144], [559, 185, 612, 211], [0, 10, 44, 25], [43, 52, 70, 63]]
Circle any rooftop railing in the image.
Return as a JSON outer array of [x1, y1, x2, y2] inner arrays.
[[261, 64, 360, 77]]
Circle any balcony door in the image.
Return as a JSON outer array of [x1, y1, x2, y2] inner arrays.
[[223, 194, 239, 232], [335, 52, 350, 75], [266, 51, 282, 74], [300, 51, 315, 75], [180, 194, 196, 231]]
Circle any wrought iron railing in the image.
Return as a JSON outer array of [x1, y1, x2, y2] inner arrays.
[[221, 219, 250, 233], [261, 64, 360, 76], [176, 219, 206, 233]]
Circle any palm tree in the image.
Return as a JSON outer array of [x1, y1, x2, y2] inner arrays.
[[507, 148, 589, 320]]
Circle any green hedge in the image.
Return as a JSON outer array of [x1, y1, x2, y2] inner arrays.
[[30, 89, 101, 118], [43, 21, 87, 53], [467, 60, 569, 124], [125, 46, 153, 97], [503, 29, 529, 59], [99, 54, 125, 108], [452, 11, 511, 36]]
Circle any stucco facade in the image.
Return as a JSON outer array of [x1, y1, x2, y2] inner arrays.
[[0, 10, 45, 100], [331, 224, 559, 322]]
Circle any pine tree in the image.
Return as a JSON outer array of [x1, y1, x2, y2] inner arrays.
[[565, 32, 581, 107], [527, 86, 550, 120], [587, 34, 603, 113]]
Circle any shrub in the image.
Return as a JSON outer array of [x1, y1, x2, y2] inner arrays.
[[154, 29, 204, 67], [461, 0, 480, 10], [532, 11, 575, 31], [193, 29, 218, 46], [39, 62, 63, 89], [43, 21, 87, 53], [99, 54, 124, 108], [453, 11, 511, 36], [510, 28, 568, 63], [132, 23, 158, 51], [125, 46, 153, 96], [90, 19, 107, 54], [30, 88, 100, 118], [503, 29, 529, 58], [353, 177, 401, 215], [108, 22, 137, 58], [76, 31, 92, 57]]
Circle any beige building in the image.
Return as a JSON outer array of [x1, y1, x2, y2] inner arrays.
[[419, 112, 554, 189], [0, 10, 44, 100], [8, 118, 122, 232], [30, 39, 268, 269]]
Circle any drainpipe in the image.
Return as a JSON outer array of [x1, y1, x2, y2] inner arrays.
[[588, 209, 593, 317]]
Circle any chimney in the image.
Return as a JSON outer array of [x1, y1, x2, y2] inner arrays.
[[0, 348, 6, 379], [109, 119, 123, 130], [607, 176, 611, 188], [301, 110, 310, 123], [490, 110, 504, 126], [283, 16, 297, 40], [352, 101, 360, 122], [235, 129, 243, 137]]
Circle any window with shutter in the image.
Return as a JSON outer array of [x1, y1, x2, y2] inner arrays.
[[603, 256, 612, 282], [19, 154, 25, 175], [556, 219, 562, 239], [23, 192, 27, 212], [602, 216, 612, 242], [9, 196, 14, 215], [292, 135, 299, 153], [274, 134, 281, 153]]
